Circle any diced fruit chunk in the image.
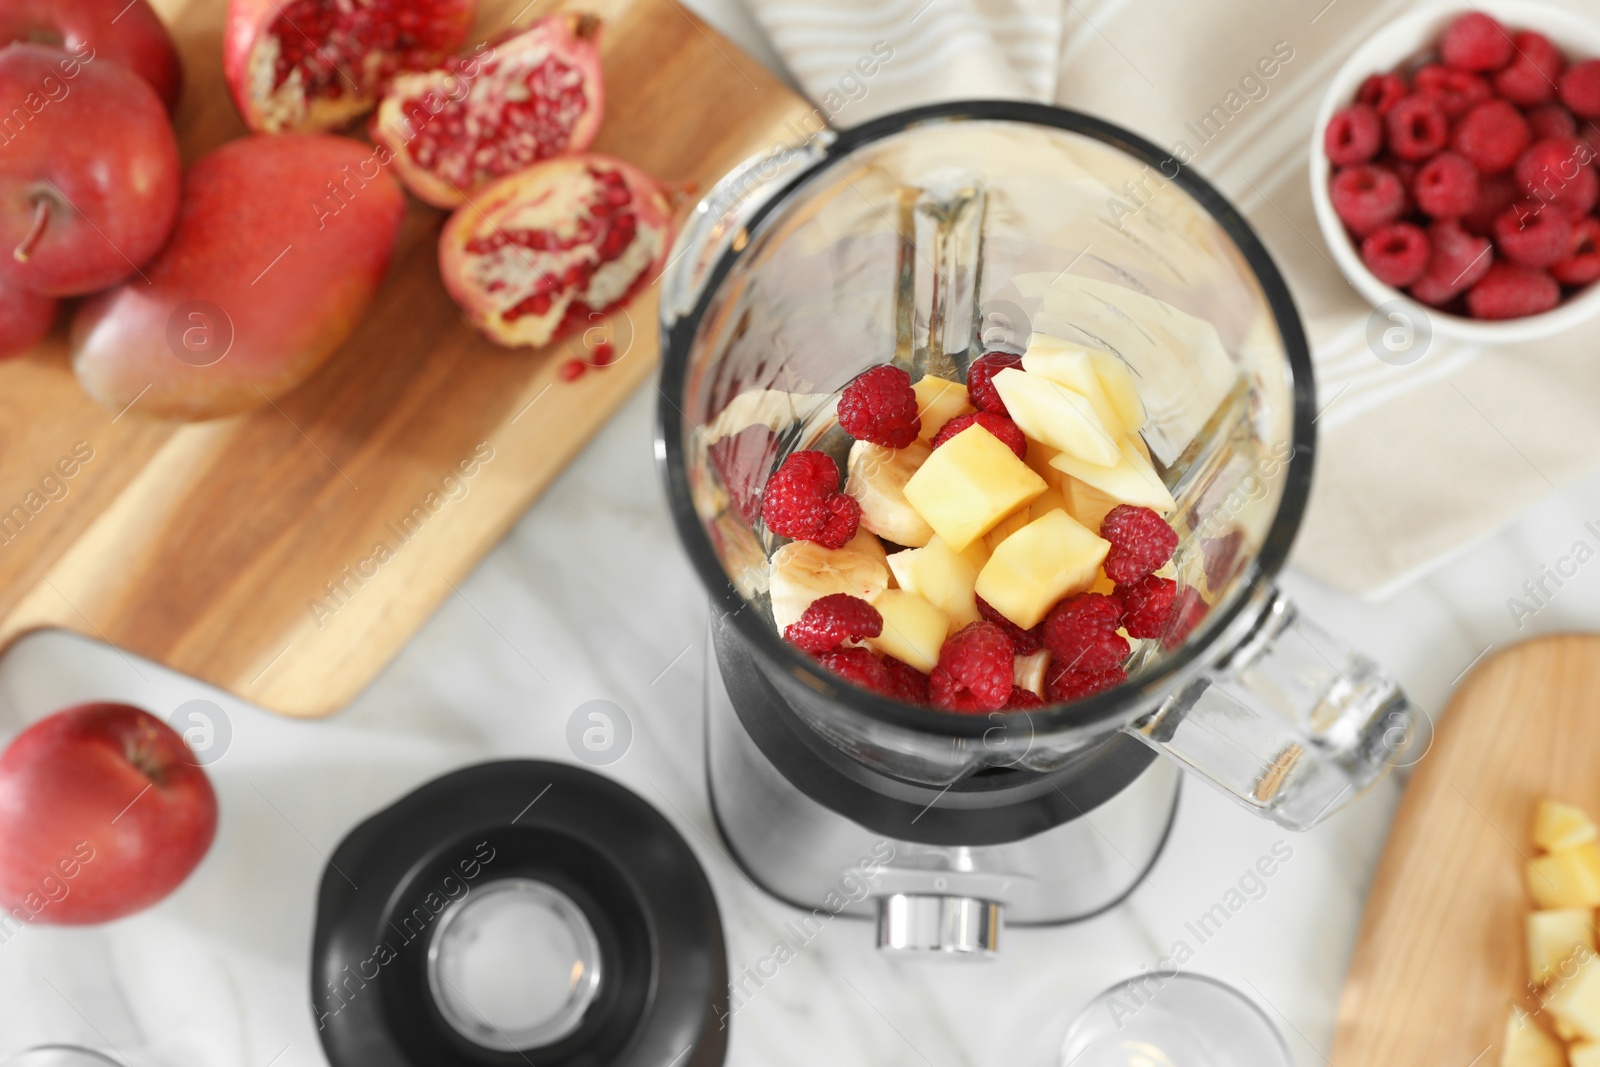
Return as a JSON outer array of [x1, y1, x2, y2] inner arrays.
[[1529, 907, 1597, 985], [1049, 436, 1176, 512], [847, 440, 935, 548], [911, 375, 974, 440], [990, 368, 1120, 466], [886, 536, 987, 628], [1546, 951, 1600, 1042], [1014, 649, 1050, 696], [1537, 799, 1600, 852], [984, 507, 1033, 553], [768, 530, 889, 632], [1529, 843, 1600, 908], [1022, 337, 1127, 438], [866, 589, 949, 674], [1091, 351, 1146, 433], [902, 424, 1047, 550], [975, 510, 1111, 630], [1572, 1042, 1600, 1067], [1502, 1007, 1569, 1067], [1061, 475, 1123, 531]]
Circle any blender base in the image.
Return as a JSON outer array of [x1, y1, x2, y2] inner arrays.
[[704, 640, 1181, 932]]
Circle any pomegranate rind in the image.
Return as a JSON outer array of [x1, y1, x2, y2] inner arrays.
[[373, 13, 606, 208], [223, 0, 478, 134], [438, 153, 676, 350]]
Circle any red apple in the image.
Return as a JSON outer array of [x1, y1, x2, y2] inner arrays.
[[0, 0, 183, 110], [72, 134, 405, 420], [0, 273, 56, 358], [0, 703, 217, 924], [0, 44, 181, 297]]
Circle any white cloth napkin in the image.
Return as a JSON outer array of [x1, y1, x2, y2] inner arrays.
[[739, 0, 1600, 598]]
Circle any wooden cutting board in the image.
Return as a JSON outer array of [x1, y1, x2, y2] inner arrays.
[[0, 0, 811, 716], [1332, 634, 1600, 1063]]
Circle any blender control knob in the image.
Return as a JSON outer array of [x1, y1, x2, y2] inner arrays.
[[876, 894, 1001, 956]]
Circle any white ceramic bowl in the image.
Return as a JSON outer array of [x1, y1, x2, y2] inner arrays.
[[1309, 0, 1600, 343]]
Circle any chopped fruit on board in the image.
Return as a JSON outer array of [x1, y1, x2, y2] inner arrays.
[[1528, 907, 1595, 985], [754, 351, 1184, 712], [1536, 798, 1600, 851], [1324, 10, 1600, 320]]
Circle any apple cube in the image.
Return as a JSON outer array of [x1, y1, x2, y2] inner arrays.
[[1529, 907, 1598, 985], [886, 536, 987, 628], [1025, 443, 1067, 492], [984, 508, 1033, 553], [1547, 951, 1600, 1041], [1061, 475, 1122, 533], [867, 589, 949, 674], [912, 375, 974, 440], [1571, 1042, 1600, 1067], [1023, 337, 1127, 438], [1530, 844, 1600, 908], [1049, 436, 1176, 512], [975, 510, 1111, 629], [903, 424, 1047, 550], [1089, 350, 1147, 432], [990, 367, 1120, 467], [1538, 799, 1600, 852], [1502, 1007, 1569, 1067]]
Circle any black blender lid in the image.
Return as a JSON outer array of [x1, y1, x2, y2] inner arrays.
[[310, 760, 728, 1067]]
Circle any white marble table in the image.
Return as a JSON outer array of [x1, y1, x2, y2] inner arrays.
[[5, 6, 1600, 1066]]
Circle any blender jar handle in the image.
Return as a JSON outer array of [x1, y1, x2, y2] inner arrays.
[[661, 133, 836, 328], [1123, 584, 1426, 831]]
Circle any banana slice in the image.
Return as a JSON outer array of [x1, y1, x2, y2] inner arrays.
[[768, 528, 891, 632], [1014, 650, 1050, 696], [846, 440, 934, 548]]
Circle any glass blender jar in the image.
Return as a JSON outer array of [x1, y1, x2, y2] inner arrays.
[[657, 101, 1419, 953]]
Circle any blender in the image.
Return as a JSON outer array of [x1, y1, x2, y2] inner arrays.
[[657, 101, 1421, 955]]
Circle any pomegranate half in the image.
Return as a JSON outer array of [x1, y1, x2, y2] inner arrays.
[[373, 13, 606, 208], [223, 0, 477, 134], [438, 153, 676, 349]]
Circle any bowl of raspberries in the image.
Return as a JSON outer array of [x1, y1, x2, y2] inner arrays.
[[1310, 2, 1600, 339]]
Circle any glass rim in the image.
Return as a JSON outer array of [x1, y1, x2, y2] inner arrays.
[[657, 100, 1317, 741]]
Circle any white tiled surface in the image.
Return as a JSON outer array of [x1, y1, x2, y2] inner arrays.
[[6, 4, 1600, 1065]]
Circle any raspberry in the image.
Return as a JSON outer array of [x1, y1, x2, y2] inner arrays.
[[929, 622, 1015, 713], [1528, 103, 1579, 141], [966, 351, 1023, 416], [709, 425, 779, 524], [1453, 99, 1532, 174], [1357, 72, 1407, 115], [1042, 593, 1128, 674], [1493, 31, 1565, 107], [1410, 220, 1494, 305], [761, 451, 859, 548], [882, 656, 930, 705], [1463, 172, 1519, 236], [1514, 139, 1600, 217], [1099, 505, 1178, 584], [1387, 156, 1420, 192], [1330, 165, 1407, 235], [1414, 64, 1492, 118], [1440, 12, 1514, 73], [1360, 222, 1431, 287], [1324, 105, 1382, 166], [815, 647, 892, 694], [1162, 587, 1210, 650], [1117, 576, 1178, 639], [1494, 201, 1574, 268], [1006, 686, 1044, 710], [816, 493, 863, 549], [977, 594, 1044, 655], [1552, 216, 1600, 287], [1466, 262, 1561, 319], [1414, 152, 1480, 218], [1385, 95, 1450, 161], [838, 365, 921, 448], [930, 411, 1027, 459], [1564, 60, 1600, 120], [1044, 663, 1125, 703], [783, 593, 882, 653]]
